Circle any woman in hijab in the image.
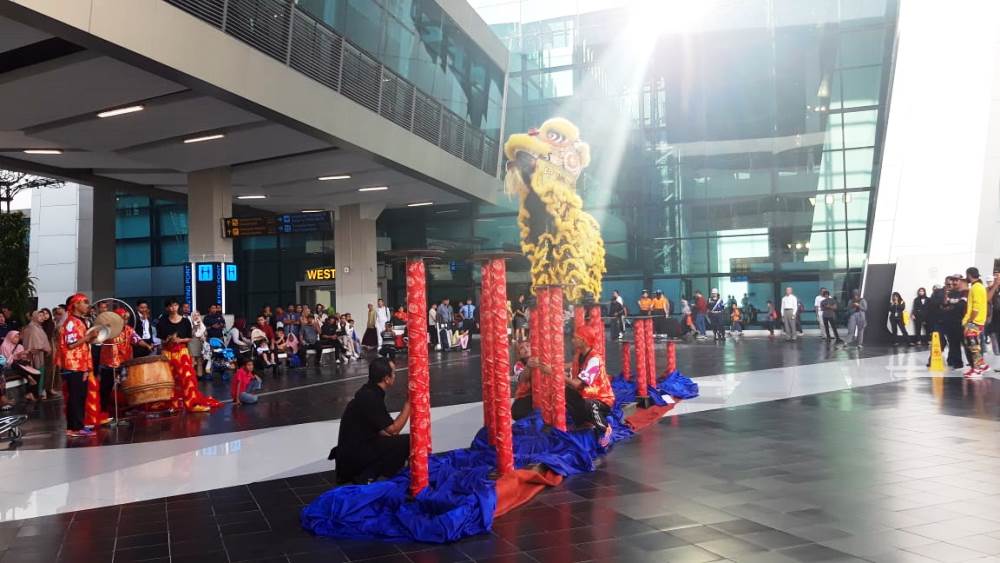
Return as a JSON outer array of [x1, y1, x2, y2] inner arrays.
[[21, 311, 51, 400], [1, 331, 38, 403]]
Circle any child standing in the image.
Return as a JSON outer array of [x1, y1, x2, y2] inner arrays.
[[730, 304, 743, 336], [231, 358, 262, 405]]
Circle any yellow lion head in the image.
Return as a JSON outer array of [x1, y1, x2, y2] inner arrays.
[[503, 117, 591, 196]]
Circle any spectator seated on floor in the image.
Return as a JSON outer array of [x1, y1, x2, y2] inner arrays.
[[378, 322, 398, 360], [331, 358, 411, 485], [451, 312, 470, 350], [231, 358, 262, 405]]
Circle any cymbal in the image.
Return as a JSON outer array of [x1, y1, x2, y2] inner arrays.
[[90, 311, 125, 343]]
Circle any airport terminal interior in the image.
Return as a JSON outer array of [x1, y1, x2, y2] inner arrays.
[[1, 0, 999, 562]]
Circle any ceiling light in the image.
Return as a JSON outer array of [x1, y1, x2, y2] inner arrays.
[[436, 209, 459, 214], [358, 186, 388, 192], [825, 194, 835, 204], [318, 174, 351, 181], [183, 133, 225, 144], [97, 105, 144, 118], [795, 243, 803, 250], [407, 202, 433, 207], [236, 195, 267, 200], [301, 209, 325, 213], [23, 149, 62, 155]]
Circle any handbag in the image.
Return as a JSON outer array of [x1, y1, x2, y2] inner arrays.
[[902, 310, 910, 326]]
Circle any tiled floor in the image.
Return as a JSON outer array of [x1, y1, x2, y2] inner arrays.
[[3, 376, 997, 563], [9, 336, 909, 450]]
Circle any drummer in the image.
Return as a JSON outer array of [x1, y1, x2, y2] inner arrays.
[[99, 308, 144, 421], [156, 297, 221, 412], [57, 293, 100, 437]]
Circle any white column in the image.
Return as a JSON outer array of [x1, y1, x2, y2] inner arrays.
[[186, 167, 233, 262], [334, 203, 383, 322], [28, 183, 114, 308], [866, 0, 1000, 296]]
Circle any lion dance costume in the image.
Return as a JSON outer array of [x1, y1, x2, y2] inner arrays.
[[503, 118, 606, 430]]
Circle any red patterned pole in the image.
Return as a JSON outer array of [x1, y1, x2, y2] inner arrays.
[[536, 287, 552, 425], [634, 317, 649, 402], [622, 341, 632, 380], [529, 297, 544, 414], [488, 258, 514, 475], [588, 305, 604, 366], [480, 262, 495, 443], [666, 341, 676, 376], [405, 256, 431, 497], [549, 286, 567, 431], [574, 305, 586, 334], [645, 318, 657, 388]]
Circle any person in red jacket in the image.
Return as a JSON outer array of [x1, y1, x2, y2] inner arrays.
[[231, 358, 262, 405], [57, 293, 100, 437]]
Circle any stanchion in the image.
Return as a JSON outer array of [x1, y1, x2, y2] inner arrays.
[[386, 249, 443, 497], [473, 252, 519, 476], [622, 341, 632, 380]]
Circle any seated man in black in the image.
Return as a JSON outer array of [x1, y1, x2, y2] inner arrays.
[[333, 358, 412, 484], [319, 316, 346, 365]]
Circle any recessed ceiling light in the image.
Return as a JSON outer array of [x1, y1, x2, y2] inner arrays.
[[318, 174, 351, 181], [301, 209, 325, 213], [97, 105, 144, 118], [23, 149, 62, 155], [236, 195, 267, 200], [435, 209, 459, 214], [407, 202, 433, 207], [184, 133, 225, 144], [358, 186, 389, 192]]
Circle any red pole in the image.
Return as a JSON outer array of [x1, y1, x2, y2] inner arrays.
[[406, 257, 430, 497], [622, 341, 632, 380], [574, 304, 586, 333], [480, 262, 495, 443], [666, 341, 676, 375], [489, 258, 514, 474], [588, 305, 604, 366], [536, 287, 552, 425], [529, 298, 543, 415], [645, 318, 657, 388], [549, 286, 567, 431], [634, 317, 648, 400]]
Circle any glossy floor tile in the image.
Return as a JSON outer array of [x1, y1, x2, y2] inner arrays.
[[2, 375, 996, 562]]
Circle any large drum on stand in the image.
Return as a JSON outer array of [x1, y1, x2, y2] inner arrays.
[[121, 356, 174, 406]]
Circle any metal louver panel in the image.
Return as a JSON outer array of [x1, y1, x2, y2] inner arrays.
[[463, 128, 484, 169], [288, 10, 342, 91], [379, 68, 415, 130], [164, 0, 225, 28], [412, 91, 441, 146], [340, 44, 381, 113], [440, 110, 465, 160], [224, 0, 292, 63], [483, 137, 499, 175]]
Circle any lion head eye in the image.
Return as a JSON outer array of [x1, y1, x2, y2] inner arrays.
[[546, 130, 566, 143]]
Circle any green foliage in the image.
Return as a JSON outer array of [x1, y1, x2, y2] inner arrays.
[[0, 211, 34, 320]]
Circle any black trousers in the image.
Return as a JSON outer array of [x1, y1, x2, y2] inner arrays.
[[98, 366, 117, 416], [335, 433, 410, 484], [63, 370, 87, 431], [512, 386, 611, 431], [912, 316, 929, 344], [889, 317, 909, 343], [945, 324, 964, 367], [822, 317, 840, 340]]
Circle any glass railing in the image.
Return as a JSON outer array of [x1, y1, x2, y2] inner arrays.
[[164, 0, 503, 177]]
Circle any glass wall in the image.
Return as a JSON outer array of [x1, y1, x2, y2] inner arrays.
[[114, 195, 188, 307], [295, 0, 505, 140], [378, 0, 898, 325]]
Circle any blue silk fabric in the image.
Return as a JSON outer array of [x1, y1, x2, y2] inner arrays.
[[610, 371, 700, 405], [300, 374, 696, 543]]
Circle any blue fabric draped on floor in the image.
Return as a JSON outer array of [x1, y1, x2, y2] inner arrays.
[[301, 372, 698, 543], [611, 371, 700, 405]]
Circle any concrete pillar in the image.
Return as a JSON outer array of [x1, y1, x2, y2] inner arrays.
[[335, 203, 383, 322], [186, 167, 233, 262], [28, 183, 115, 308]]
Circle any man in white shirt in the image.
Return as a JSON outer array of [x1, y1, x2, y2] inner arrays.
[[814, 288, 827, 339], [375, 298, 391, 347], [781, 287, 799, 341]]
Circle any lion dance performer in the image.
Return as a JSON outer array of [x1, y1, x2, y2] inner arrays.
[[98, 308, 140, 421], [57, 293, 102, 437], [504, 117, 608, 432], [503, 117, 605, 301], [155, 298, 221, 412]]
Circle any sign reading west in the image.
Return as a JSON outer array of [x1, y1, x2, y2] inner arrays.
[[305, 267, 336, 281]]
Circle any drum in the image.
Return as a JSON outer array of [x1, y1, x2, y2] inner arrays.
[[120, 356, 174, 406]]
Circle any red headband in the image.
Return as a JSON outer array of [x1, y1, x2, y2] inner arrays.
[[114, 308, 127, 318], [574, 325, 598, 349], [67, 293, 88, 308]]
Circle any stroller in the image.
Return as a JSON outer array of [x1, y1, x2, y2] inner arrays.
[[208, 337, 236, 380]]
